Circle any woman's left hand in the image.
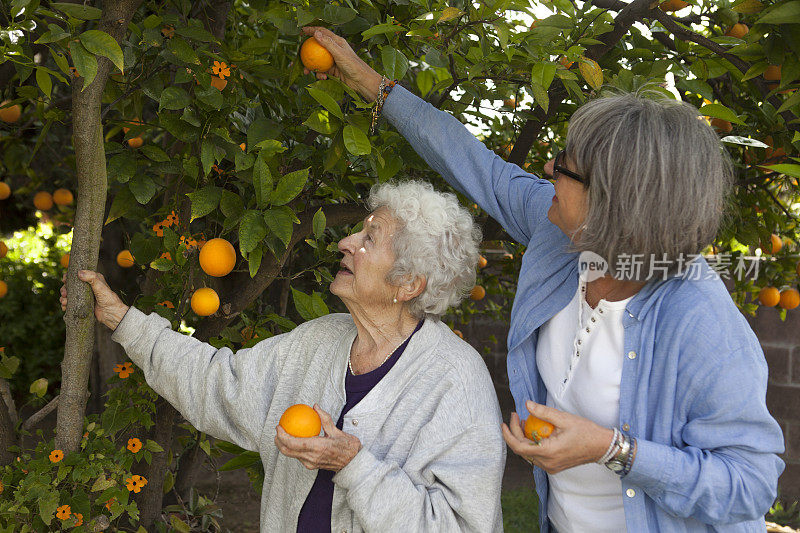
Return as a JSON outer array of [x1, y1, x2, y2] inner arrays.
[[502, 400, 615, 475], [275, 404, 362, 472]]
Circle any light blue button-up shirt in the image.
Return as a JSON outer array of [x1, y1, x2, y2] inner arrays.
[[383, 85, 784, 532]]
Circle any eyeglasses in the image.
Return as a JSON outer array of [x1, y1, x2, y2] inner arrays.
[[553, 150, 588, 186]]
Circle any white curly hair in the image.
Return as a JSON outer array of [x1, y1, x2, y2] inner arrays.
[[368, 180, 482, 319]]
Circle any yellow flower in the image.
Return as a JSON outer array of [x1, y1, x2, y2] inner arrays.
[[56, 504, 71, 520], [127, 438, 142, 453], [211, 60, 230, 79], [49, 449, 64, 463]]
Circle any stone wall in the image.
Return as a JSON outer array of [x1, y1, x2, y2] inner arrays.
[[462, 304, 799, 502]]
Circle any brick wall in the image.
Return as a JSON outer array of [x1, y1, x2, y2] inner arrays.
[[745, 307, 800, 501], [462, 304, 799, 502]]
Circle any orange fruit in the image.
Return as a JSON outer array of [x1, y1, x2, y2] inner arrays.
[[0, 280, 6, 298], [300, 37, 334, 72], [758, 286, 780, 307], [659, 0, 688, 11], [53, 188, 73, 206], [33, 191, 53, 211], [762, 234, 782, 254], [0, 182, 10, 200], [470, 285, 486, 301], [710, 118, 732, 133], [725, 23, 748, 38], [161, 26, 175, 38], [60, 254, 70, 268], [210, 76, 227, 91], [128, 136, 143, 148], [504, 97, 516, 108], [239, 142, 246, 151], [116, 250, 135, 268], [477, 255, 487, 269], [191, 287, 219, 316], [779, 288, 800, 310], [453, 329, 464, 339], [279, 404, 322, 438], [0, 101, 21, 123], [764, 65, 781, 82], [199, 238, 236, 277], [0, 241, 6, 259], [524, 415, 554, 442]]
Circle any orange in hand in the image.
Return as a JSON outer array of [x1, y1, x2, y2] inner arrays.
[[300, 37, 334, 72], [524, 415, 554, 442], [279, 404, 322, 438]]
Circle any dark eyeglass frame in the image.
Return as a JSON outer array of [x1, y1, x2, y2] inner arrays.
[[553, 150, 588, 186]]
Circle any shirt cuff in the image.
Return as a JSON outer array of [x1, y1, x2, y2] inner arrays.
[[110, 306, 146, 344], [623, 438, 673, 498], [381, 84, 422, 135], [332, 446, 381, 491]]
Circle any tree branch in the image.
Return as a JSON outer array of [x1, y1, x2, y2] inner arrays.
[[22, 394, 61, 432]]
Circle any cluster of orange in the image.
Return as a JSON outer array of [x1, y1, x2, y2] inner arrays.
[[189, 238, 239, 317], [32, 189, 74, 211], [125, 474, 148, 493], [757, 233, 800, 310], [114, 362, 134, 379], [152, 210, 180, 237], [127, 437, 142, 453]]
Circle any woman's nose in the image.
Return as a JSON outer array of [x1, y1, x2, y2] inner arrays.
[[338, 233, 356, 254]]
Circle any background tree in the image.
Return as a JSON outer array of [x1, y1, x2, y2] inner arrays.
[[2, 0, 799, 529]]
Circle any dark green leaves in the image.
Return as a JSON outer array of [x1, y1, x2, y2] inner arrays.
[[253, 154, 273, 208], [343, 125, 371, 155], [159, 87, 191, 111], [292, 289, 329, 320], [186, 186, 221, 221], [69, 41, 97, 90], [79, 30, 124, 73], [271, 168, 309, 206], [239, 210, 268, 254]]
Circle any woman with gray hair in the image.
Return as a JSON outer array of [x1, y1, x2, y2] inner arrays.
[[60, 180, 505, 533], [304, 26, 785, 533]]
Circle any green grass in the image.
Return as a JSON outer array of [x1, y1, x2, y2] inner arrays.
[[502, 486, 539, 532]]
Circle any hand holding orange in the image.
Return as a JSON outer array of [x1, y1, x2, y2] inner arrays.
[[279, 404, 322, 438]]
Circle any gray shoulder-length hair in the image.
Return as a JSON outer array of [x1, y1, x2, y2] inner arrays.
[[565, 89, 734, 281], [368, 180, 482, 319]]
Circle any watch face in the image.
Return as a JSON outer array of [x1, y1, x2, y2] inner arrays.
[[607, 461, 625, 473]]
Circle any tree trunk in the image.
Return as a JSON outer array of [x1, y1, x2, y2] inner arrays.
[[0, 388, 17, 466], [137, 398, 177, 530], [57, 0, 144, 453]]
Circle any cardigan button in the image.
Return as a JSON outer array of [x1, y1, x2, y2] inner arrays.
[[352, 419, 358, 426]]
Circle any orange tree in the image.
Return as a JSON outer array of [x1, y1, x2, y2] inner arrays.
[[2, 0, 800, 528]]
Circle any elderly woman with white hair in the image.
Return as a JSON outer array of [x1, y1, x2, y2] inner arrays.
[[60, 180, 505, 533], [304, 26, 785, 533]]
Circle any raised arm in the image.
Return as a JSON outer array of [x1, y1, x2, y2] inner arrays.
[[300, 26, 555, 246], [61, 270, 282, 452]]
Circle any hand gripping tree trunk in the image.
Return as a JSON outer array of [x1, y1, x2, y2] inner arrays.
[[58, 0, 143, 453]]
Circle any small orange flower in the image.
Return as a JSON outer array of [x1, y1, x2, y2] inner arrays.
[[211, 60, 230, 79], [161, 25, 175, 39], [0, 347, 5, 353], [125, 475, 148, 493], [114, 362, 134, 379], [105, 497, 116, 510], [160, 251, 172, 261], [49, 450, 64, 463], [56, 504, 71, 520], [0, 480, 4, 494], [83, 432, 89, 439], [152, 221, 164, 237], [73, 512, 83, 526], [157, 300, 175, 309], [69, 66, 80, 78], [127, 438, 142, 453]]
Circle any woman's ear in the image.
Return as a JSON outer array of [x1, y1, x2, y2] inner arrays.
[[397, 275, 426, 303]]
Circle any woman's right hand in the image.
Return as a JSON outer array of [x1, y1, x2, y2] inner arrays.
[[61, 270, 130, 331], [301, 26, 384, 102]]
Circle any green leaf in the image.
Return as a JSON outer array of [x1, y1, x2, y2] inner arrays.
[[37, 490, 58, 526], [312, 208, 326, 239], [108, 153, 136, 183], [91, 475, 116, 492], [381, 46, 409, 80], [529, 81, 549, 114], [531, 63, 557, 90], [0, 355, 20, 379], [321, 5, 358, 24], [140, 145, 170, 162], [159, 87, 191, 111], [52, 2, 102, 20], [175, 25, 216, 42], [145, 439, 164, 452], [35, 68, 52, 98], [271, 168, 309, 206], [304, 109, 339, 135], [306, 87, 344, 120], [248, 244, 263, 278], [196, 86, 223, 110], [247, 118, 282, 148], [578, 57, 603, 90], [292, 289, 328, 320], [201, 138, 215, 176], [760, 163, 800, 178], [220, 190, 245, 219], [253, 154, 273, 209], [778, 90, 800, 113], [186, 186, 221, 221], [167, 36, 200, 65], [264, 207, 296, 247], [439, 6, 463, 22], [218, 451, 261, 471], [30, 378, 48, 398], [239, 210, 268, 254], [698, 103, 745, 124], [361, 23, 406, 40], [255, 139, 287, 158], [757, 1, 800, 24], [106, 187, 137, 224], [149, 258, 174, 271], [343, 125, 371, 155], [69, 40, 97, 90], [170, 515, 191, 533], [128, 175, 158, 204], [79, 30, 124, 73], [311, 292, 329, 317]]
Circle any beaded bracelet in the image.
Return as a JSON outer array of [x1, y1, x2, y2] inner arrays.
[[622, 437, 637, 476], [597, 428, 620, 465], [369, 76, 397, 135]]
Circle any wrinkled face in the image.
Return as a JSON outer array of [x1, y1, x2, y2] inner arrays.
[[330, 207, 399, 309], [544, 153, 589, 238]]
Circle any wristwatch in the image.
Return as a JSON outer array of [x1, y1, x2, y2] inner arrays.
[[604, 434, 631, 474]]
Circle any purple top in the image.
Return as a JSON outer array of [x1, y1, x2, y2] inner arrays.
[[296, 320, 424, 533]]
